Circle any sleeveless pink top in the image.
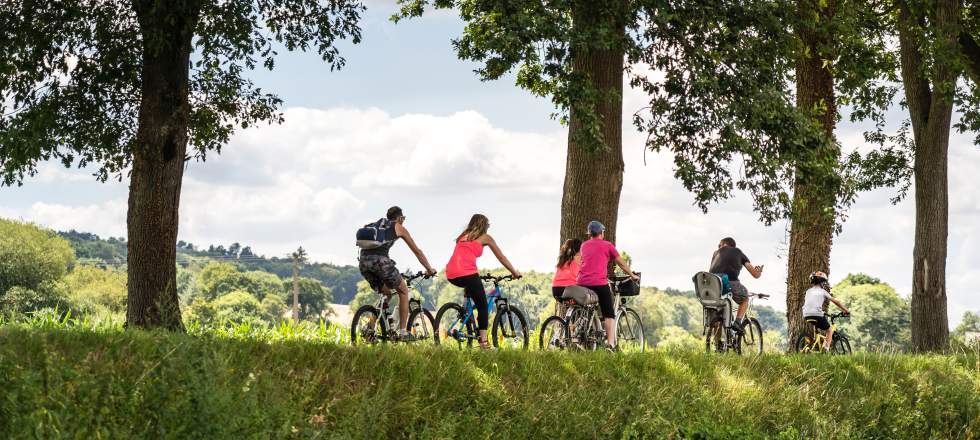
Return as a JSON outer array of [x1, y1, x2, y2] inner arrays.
[[552, 260, 580, 287], [446, 240, 484, 279]]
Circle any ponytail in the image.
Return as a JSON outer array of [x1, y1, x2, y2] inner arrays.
[[556, 238, 583, 269]]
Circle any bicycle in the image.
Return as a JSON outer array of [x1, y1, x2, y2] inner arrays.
[[434, 273, 529, 350], [350, 271, 435, 345], [538, 273, 645, 353], [795, 312, 852, 354], [693, 271, 767, 355]]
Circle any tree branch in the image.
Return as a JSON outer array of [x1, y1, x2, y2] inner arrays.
[[960, 32, 980, 84]]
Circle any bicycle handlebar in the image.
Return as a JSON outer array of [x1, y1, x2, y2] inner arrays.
[[481, 273, 518, 283], [402, 271, 433, 283], [609, 271, 641, 282], [829, 311, 851, 320], [750, 292, 770, 299]]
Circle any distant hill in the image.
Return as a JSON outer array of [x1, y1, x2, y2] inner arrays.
[[59, 230, 362, 304]]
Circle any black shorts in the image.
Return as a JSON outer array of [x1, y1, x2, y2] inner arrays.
[[581, 284, 615, 319], [359, 255, 402, 292], [552, 286, 566, 301], [805, 315, 830, 331]]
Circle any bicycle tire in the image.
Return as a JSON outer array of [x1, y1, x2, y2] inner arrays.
[[406, 308, 435, 343], [434, 302, 474, 349], [538, 315, 569, 351], [737, 318, 764, 355], [705, 316, 727, 353], [831, 335, 852, 354], [616, 307, 646, 353], [492, 305, 529, 350], [795, 334, 817, 353], [351, 305, 386, 346]]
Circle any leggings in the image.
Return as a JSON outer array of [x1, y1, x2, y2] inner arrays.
[[582, 284, 615, 319], [552, 286, 566, 301], [449, 274, 489, 331]]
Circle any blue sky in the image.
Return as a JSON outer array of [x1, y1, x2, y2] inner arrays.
[[1, 2, 978, 325]]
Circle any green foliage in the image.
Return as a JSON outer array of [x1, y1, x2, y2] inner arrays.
[[212, 291, 265, 325], [286, 277, 334, 321], [832, 274, 911, 351], [64, 265, 127, 316], [58, 231, 126, 265], [0, 325, 977, 438], [260, 295, 287, 323], [0, 0, 364, 184], [0, 219, 75, 314]]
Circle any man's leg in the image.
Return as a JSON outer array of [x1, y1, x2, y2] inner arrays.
[[736, 300, 749, 323], [395, 279, 410, 333]]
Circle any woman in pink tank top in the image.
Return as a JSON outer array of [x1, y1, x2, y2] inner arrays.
[[445, 214, 522, 348], [551, 238, 582, 300]]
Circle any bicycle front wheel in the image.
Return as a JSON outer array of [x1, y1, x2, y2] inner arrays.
[[351, 305, 386, 346], [831, 335, 852, 354], [616, 307, 645, 353], [406, 308, 435, 343], [492, 305, 529, 350], [434, 303, 474, 350], [538, 315, 569, 351], [737, 318, 764, 355]]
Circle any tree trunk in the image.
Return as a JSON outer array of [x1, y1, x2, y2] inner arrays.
[[126, 0, 202, 330], [560, 0, 627, 246], [786, 0, 839, 349], [898, 0, 957, 352]]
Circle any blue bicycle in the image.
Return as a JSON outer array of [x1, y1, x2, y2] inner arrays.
[[434, 273, 529, 350]]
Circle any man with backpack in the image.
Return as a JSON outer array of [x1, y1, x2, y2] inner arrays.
[[356, 206, 437, 340]]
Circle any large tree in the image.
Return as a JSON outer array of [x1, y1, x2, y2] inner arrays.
[[892, 0, 980, 351], [397, 0, 632, 244], [0, 0, 364, 329]]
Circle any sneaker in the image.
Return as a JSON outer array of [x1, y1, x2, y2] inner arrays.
[[731, 319, 745, 335], [604, 342, 619, 353], [398, 332, 424, 342]]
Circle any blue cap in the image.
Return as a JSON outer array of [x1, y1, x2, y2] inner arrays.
[[587, 221, 606, 235]]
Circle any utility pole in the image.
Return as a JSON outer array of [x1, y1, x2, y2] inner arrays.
[[291, 246, 307, 324]]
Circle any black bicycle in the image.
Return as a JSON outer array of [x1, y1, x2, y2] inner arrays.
[[704, 292, 769, 355], [350, 271, 435, 345], [434, 273, 530, 350]]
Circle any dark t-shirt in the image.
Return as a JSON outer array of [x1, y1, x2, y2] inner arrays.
[[709, 247, 750, 281]]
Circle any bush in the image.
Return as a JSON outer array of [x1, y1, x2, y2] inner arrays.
[[0, 219, 75, 311], [212, 291, 265, 324], [64, 265, 127, 315]]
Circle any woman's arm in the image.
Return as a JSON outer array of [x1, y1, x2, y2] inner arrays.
[[483, 234, 521, 278], [614, 255, 639, 281]]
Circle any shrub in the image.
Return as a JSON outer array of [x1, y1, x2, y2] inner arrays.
[[0, 219, 75, 311]]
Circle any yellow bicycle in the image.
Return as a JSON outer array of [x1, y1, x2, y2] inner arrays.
[[795, 312, 852, 354]]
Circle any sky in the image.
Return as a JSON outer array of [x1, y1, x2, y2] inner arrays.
[[1, 2, 978, 325]]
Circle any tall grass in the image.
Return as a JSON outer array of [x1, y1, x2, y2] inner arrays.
[[1, 321, 977, 439]]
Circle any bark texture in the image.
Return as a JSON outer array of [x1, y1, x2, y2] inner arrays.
[[126, 0, 202, 330], [559, 0, 627, 246], [786, 0, 839, 349], [898, 0, 958, 352]]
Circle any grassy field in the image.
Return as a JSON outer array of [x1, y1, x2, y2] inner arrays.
[[0, 322, 977, 439]]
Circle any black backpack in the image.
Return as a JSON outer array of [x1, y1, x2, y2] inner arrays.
[[355, 218, 393, 250]]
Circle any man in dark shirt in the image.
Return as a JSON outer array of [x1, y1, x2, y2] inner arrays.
[[709, 237, 764, 329]]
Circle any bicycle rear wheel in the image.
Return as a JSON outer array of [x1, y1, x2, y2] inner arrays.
[[795, 334, 817, 353], [434, 303, 474, 350], [351, 305, 386, 345], [705, 316, 727, 353], [538, 316, 568, 351], [406, 309, 435, 343], [737, 318, 764, 355], [616, 307, 645, 353], [492, 305, 529, 350]]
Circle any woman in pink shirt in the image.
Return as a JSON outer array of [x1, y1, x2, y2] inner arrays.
[[445, 214, 522, 348], [577, 221, 639, 351], [552, 238, 582, 300]]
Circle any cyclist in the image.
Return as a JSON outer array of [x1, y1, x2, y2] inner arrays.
[[709, 237, 763, 332], [445, 214, 522, 349], [803, 271, 850, 351], [576, 221, 639, 351], [358, 206, 438, 341], [552, 238, 582, 301]]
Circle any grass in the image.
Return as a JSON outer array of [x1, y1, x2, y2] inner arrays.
[[0, 318, 977, 439]]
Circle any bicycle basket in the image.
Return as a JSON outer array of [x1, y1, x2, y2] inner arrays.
[[560, 285, 598, 305], [616, 278, 640, 297]]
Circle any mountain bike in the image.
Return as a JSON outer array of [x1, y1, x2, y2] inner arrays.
[[795, 312, 852, 354], [703, 292, 769, 355], [434, 273, 529, 350], [350, 271, 435, 345], [538, 273, 645, 353]]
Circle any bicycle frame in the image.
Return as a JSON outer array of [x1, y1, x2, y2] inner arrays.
[[802, 313, 849, 351], [368, 271, 430, 338], [443, 274, 516, 340]]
